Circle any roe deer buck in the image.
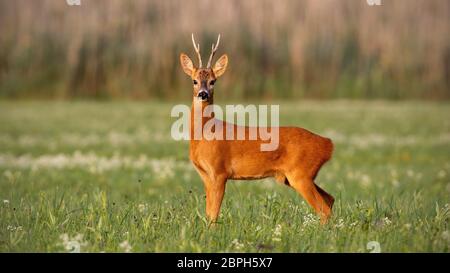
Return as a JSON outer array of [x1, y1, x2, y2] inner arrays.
[[180, 34, 335, 224]]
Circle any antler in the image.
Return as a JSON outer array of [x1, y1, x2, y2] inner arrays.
[[207, 34, 221, 69], [191, 33, 202, 68]]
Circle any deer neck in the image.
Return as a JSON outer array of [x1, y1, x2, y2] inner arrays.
[[190, 98, 215, 142]]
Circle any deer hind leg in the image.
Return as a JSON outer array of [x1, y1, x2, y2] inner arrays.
[[315, 184, 335, 209], [286, 171, 332, 224]]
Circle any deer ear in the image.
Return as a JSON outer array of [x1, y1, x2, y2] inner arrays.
[[180, 53, 194, 76], [213, 54, 228, 78]]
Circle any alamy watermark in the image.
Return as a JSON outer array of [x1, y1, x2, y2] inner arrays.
[[171, 104, 280, 151], [366, 0, 382, 6], [66, 0, 81, 6], [367, 241, 381, 253]]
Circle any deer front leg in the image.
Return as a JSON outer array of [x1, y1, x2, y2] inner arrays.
[[202, 174, 227, 223]]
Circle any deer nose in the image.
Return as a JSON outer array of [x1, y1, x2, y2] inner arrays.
[[198, 90, 209, 100]]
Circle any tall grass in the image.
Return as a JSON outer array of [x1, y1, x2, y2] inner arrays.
[[0, 0, 449, 100]]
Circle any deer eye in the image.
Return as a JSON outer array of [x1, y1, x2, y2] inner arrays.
[[193, 80, 198, 85], [210, 80, 216, 85]]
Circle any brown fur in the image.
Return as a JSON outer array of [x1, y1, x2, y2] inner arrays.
[[180, 42, 334, 224]]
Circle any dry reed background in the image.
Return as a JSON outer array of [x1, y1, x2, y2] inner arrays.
[[0, 0, 449, 100]]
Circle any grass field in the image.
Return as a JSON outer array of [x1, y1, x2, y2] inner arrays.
[[0, 100, 449, 252]]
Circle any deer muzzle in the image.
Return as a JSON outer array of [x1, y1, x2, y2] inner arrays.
[[197, 90, 209, 101]]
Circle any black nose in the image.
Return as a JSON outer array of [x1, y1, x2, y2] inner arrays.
[[198, 91, 209, 100]]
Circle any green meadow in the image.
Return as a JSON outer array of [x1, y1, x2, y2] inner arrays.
[[0, 100, 449, 252]]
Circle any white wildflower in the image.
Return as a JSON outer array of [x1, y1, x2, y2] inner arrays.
[[442, 231, 449, 241], [406, 169, 414, 178], [119, 240, 132, 253], [334, 218, 345, 229], [390, 169, 398, 178], [231, 239, 244, 250], [3, 199, 9, 205], [383, 217, 392, 226], [347, 171, 354, 179], [3, 170, 13, 180], [360, 174, 371, 188], [391, 179, 400, 187], [138, 203, 148, 213], [7, 225, 22, 232], [272, 224, 282, 242], [0, 153, 190, 177], [59, 233, 87, 253], [303, 213, 319, 227]]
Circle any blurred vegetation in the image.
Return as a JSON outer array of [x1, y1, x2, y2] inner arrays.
[[0, 0, 449, 100]]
